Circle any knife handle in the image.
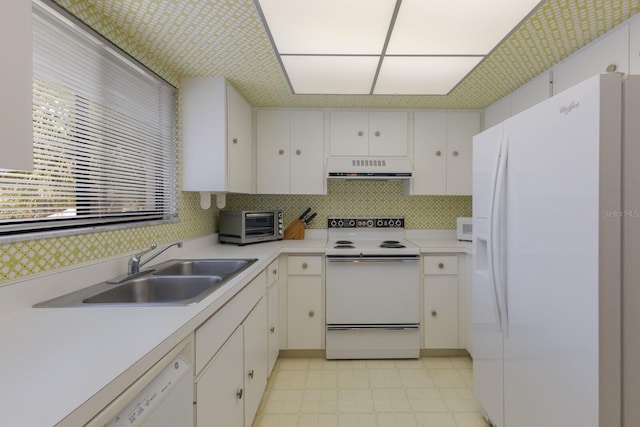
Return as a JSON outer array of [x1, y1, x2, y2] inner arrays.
[[299, 207, 311, 220]]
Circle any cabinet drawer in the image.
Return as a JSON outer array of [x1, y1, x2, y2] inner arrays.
[[288, 256, 322, 275], [267, 258, 279, 286], [195, 271, 266, 374], [424, 255, 458, 275]]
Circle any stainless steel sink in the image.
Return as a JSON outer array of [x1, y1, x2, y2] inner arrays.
[[34, 258, 258, 307], [83, 276, 224, 305], [152, 258, 257, 277]]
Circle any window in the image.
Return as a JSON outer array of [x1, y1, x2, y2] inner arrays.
[[0, 0, 178, 236]]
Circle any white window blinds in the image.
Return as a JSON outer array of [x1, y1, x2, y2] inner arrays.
[[0, 0, 177, 235]]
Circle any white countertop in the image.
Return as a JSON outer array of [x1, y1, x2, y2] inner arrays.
[[0, 233, 469, 426], [0, 237, 325, 427]]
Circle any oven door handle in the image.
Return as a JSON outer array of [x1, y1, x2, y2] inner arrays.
[[327, 325, 419, 331], [326, 257, 419, 263]]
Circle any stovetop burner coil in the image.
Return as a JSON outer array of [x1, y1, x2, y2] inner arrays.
[[380, 242, 406, 249]]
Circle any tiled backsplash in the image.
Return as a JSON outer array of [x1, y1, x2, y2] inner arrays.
[[0, 192, 215, 284], [225, 181, 471, 230]]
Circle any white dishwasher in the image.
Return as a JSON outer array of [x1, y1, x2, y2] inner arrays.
[[87, 338, 194, 427]]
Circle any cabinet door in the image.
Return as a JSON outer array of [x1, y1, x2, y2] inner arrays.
[[290, 110, 325, 194], [227, 84, 254, 193], [329, 111, 368, 156], [1, 1, 32, 171], [267, 282, 279, 375], [413, 111, 447, 195], [244, 298, 268, 427], [631, 17, 640, 74], [424, 276, 459, 349], [368, 112, 409, 156], [446, 111, 479, 195], [552, 24, 629, 95], [196, 326, 244, 427], [257, 110, 290, 193], [287, 276, 323, 349]]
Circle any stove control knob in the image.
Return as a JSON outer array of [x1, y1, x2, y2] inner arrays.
[[337, 220, 344, 227], [377, 219, 384, 227], [395, 219, 402, 227], [366, 219, 374, 227], [330, 220, 337, 227], [348, 219, 356, 227]]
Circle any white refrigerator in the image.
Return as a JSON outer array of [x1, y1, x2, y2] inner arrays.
[[472, 73, 638, 427]]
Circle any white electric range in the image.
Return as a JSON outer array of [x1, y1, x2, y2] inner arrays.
[[325, 218, 421, 359]]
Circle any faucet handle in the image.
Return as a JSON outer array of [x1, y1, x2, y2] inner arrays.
[[134, 243, 158, 259]]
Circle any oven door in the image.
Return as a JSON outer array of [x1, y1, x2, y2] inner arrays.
[[325, 256, 420, 325], [244, 212, 277, 239]]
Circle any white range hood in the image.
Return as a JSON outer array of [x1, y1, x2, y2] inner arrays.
[[326, 157, 413, 180]]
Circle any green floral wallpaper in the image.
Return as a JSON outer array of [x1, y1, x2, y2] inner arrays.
[[226, 182, 471, 230]]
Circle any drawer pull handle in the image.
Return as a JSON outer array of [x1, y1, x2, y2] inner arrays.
[[309, 310, 315, 318], [237, 388, 243, 399], [436, 150, 441, 156], [248, 369, 254, 379], [273, 268, 277, 275], [358, 130, 364, 136], [232, 138, 238, 144], [270, 326, 275, 333], [296, 149, 301, 155], [374, 130, 381, 137], [302, 262, 308, 269], [452, 150, 459, 157], [431, 310, 438, 317], [278, 149, 285, 155], [438, 262, 444, 269]]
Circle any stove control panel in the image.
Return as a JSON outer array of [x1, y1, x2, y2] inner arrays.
[[327, 217, 404, 228]]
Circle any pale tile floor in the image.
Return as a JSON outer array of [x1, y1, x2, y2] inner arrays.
[[252, 357, 491, 427]]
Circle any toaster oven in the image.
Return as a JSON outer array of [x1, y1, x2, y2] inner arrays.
[[219, 210, 283, 245]]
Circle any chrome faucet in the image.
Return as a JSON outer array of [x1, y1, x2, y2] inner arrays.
[[128, 241, 183, 275]]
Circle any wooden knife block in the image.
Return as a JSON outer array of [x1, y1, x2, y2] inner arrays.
[[284, 218, 305, 240]]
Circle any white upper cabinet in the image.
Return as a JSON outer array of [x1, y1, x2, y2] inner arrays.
[[256, 109, 325, 194], [182, 77, 253, 194], [1, 1, 33, 171], [552, 24, 629, 95], [511, 71, 551, 116], [630, 15, 640, 74], [412, 111, 480, 195], [329, 111, 408, 156]]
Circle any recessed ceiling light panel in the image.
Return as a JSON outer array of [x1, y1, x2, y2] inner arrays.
[[387, 0, 543, 55], [281, 55, 379, 94], [374, 56, 483, 95], [255, 0, 543, 95], [256, 0, 397, 54]]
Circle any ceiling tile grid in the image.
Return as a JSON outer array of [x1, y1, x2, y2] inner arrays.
[[56, 0, 640, 108]]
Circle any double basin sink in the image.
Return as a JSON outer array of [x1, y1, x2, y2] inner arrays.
[[34, 259, 257, 307]]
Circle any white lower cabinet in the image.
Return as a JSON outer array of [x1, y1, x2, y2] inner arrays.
[[286, 256, 323, 350], [196, 326, 245, 426], [195, 271, 268, 427], [423, 255, 460, 349], [267, 259, 280, 374], [243, 298, 268, 427]]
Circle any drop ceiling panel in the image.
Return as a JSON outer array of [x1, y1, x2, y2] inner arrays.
[[257, 0, 396, 54], [375, 56, 483, 95], [282, 55, 379, 94], [387, 0, 544, 55]]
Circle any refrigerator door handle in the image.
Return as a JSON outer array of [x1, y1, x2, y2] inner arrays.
[[492, 137, 509, 337], [487, 138, 504, 333]]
